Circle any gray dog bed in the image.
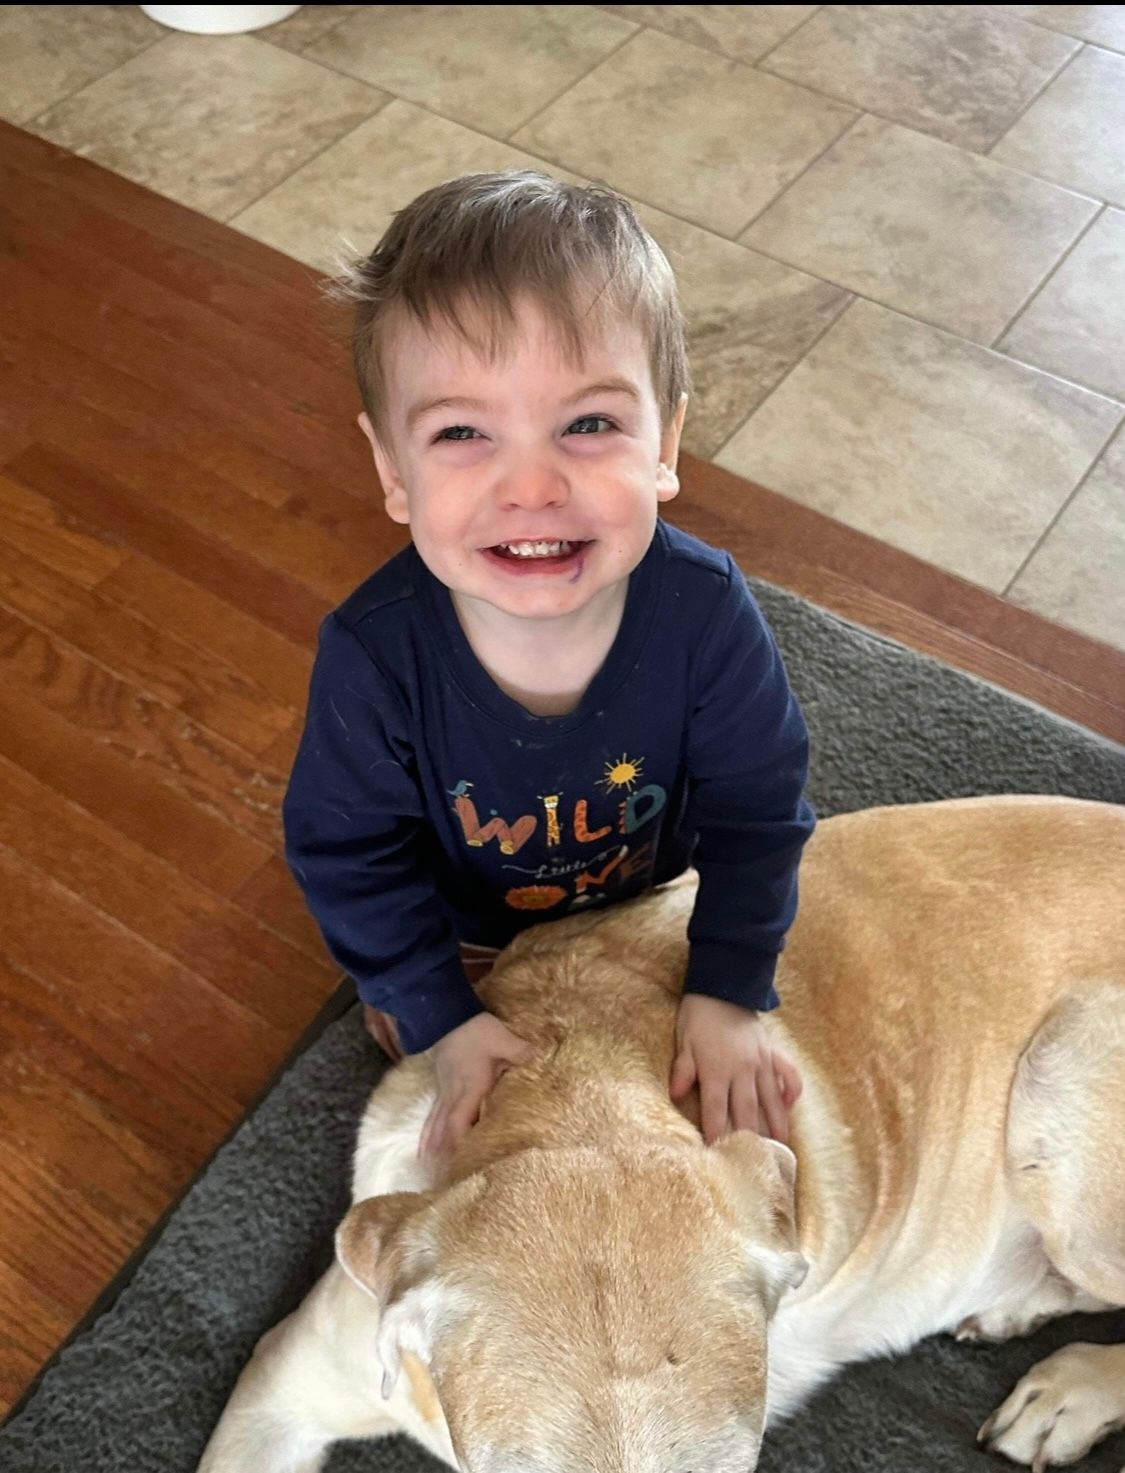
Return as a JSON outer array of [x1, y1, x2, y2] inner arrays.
[[4, 578, 1124, 1473]]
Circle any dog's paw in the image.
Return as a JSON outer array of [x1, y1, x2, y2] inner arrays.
[[977, 1343, 1125, 1472], [956, 1310, 1049, 1344]]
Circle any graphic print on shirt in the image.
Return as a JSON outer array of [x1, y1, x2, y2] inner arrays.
[[447, 753, 667, 914]]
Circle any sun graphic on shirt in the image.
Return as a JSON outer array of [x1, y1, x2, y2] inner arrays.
[[599, 753, 644, 792]]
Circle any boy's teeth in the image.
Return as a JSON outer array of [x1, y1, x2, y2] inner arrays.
[[497, 539, 574, 558]]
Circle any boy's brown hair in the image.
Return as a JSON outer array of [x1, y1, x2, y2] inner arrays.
[[328, 170, 691, 448]]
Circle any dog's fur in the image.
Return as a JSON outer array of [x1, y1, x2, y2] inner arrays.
[[199, 796, 1125, 1473]]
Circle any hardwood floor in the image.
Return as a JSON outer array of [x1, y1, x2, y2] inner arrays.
[[0, 119, 1121, 1416]]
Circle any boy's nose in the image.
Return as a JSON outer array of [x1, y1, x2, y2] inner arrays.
[[497, 461, 570, 510]]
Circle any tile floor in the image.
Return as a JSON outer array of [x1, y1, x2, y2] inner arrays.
[[3, 3, 1123, 652]]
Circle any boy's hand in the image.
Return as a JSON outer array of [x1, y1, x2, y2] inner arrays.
[[670, 994, 802, 1146], [364, 1006, 403, 1062], [418, 1012, 535, 1159]]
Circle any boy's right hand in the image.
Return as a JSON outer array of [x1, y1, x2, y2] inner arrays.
[[418, 1012, 535, 1159]]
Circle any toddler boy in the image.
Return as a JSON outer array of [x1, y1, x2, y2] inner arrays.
[[283, 171, 816, 1160]]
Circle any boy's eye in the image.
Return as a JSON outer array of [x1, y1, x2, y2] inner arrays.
[[433, 415, 616, 444]]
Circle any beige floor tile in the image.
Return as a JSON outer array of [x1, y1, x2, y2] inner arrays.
[[1008, 429, 1125, 650], [991, 46, 1125, 206], [261, 4, 362, 54], [30, 33, 384, 222], [595, 5, 817, 64], [513, 28, 855, 237], [760, 4, 1078, 152], [629, 203, 851, 457], [999, 209, 1125, 399], [1, 4, 162, 126], [305, 5, 634, 138], [999, 6, 1125, 52], [231, 100, 584, 270], [743, 115, 1097, 343], [715, 300, 1122, 591]]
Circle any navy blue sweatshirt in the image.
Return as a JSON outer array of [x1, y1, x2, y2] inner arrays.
[[283, 519, 815, 1054]]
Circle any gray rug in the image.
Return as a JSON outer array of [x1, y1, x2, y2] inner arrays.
[[4, 579, 1124, 1473]]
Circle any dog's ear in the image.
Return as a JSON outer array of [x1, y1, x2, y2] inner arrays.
[[706, 1131, 809, 1309], [335, 1176, 486, 1397]]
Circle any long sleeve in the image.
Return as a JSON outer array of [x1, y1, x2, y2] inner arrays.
[[282, 615, 484, 1053], [682, 565, 815, 1012]]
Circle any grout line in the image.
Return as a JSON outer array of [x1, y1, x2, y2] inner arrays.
[[587, 4, 827, 71], [220, 92, 395, 225], [709, 297, 860, 461], [732, 110, 865, 238], [23, 29, 167, 130], [503, 23, 642, 142], [1000, 415, 1125, 598], [989, 203, 1106, 349], [985, 41, 1085, 158], [257, 7, 360, 57], [750, 4, 825, 67], [701, 234, 991, 347], [993, 6, 1125, 57]]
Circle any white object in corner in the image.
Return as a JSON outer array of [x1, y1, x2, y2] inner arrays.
[[140, 5, 300, 34]]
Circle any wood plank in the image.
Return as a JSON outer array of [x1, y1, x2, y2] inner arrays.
[[0, 1139, 138, 1321], [0, 1049, 179, 1222], [0, 602, 288, 846], [0, 538, 296, 756], [96, 553, 314, 711], [0, 389, 373, 606], [3, 450, 331, 647], [0, 176, 352, 422], [0, 321, 359, 515], [0, 251, 362, 486], [0, 462, 127, 591], [0, 1262, 69, 1412], [0, 847, 294, 1108], [0, 757, 334, 1032], [0, 121, 331, 340], [0, 951, 239, 1172], [0, 473, 315, 711], [0, 681, 269, 898]]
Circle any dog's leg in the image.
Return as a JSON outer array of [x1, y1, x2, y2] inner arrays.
[[977, 1342, 1125, 1471], [955, 1267, 1112, 1344], [973, 981, 1125, 1470], [1005, 981, 1125, 1311], [198, 1263, 446, 1473]]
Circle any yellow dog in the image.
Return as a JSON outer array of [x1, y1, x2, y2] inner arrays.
[[200, 795, 1125, 1473]]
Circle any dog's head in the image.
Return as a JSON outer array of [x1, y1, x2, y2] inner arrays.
[[336, 1131, 806, 1473]]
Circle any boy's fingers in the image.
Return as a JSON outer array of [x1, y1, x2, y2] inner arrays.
[[700, 1082, 731, 1145], [730, 1075, 762, 1139], [669, 1049, 696, 1100], [776, 1054, 803, 1107], [756, 1066, 788, 1146], [448, 1093, 482, 1145]]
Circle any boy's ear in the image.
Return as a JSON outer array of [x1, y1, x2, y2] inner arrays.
[[656, 393, 689, 504], [358, 412, 410, 525]]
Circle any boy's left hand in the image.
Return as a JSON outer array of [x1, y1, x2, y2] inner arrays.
[[670, 993, 802, 1146]]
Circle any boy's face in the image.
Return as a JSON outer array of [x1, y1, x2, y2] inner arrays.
[[360, 294, 687, 625]]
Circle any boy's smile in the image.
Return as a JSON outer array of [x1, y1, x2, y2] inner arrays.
[[359, 293, 687, 636], [481, 538, 592, 578]]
